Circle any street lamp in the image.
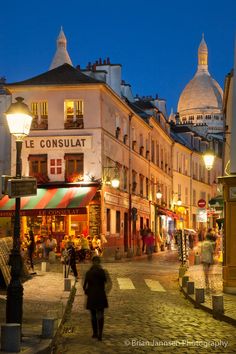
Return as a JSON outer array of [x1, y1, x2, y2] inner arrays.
[[156, 189, 162, 200], [5, 97, 33, 324], [203, 149, 215, 171]]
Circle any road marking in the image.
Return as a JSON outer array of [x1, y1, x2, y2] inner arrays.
[[144, 279, 166, 292], [117, 277, 135, 289]]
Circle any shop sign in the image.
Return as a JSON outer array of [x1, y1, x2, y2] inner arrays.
[[8, 178, 37, 198], [196, 208, 207, 222], [24, 136, 92, 150]]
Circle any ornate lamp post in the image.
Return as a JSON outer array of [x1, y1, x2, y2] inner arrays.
[[5, 97, 33, 324]]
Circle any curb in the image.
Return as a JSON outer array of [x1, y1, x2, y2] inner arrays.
[[23, 281, 77, 354], [179, 276, 236, 327], [50, 282, 77, 354]]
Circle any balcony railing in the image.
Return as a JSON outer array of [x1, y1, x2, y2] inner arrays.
[[64, 117, 84, 129]]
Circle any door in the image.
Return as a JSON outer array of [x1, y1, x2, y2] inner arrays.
[[124, 212, 129, 252]]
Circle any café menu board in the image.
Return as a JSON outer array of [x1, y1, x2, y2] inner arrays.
[[89, 204, 101, 237], [0, 237, 29, 287]]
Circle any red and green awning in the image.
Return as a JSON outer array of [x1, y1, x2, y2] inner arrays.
[[0, 186, 97, 216]]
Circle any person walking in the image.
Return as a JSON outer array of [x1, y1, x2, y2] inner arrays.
[[27, 230, 35, 272], [144, 229, 155, 260], [201, 234, 215, 291], [66, 242, 78, 281], [141, 225, 148, 254], [83, 256, 112, 341]]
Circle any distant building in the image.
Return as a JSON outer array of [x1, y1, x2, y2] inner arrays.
[[177, 35, 224, 136]]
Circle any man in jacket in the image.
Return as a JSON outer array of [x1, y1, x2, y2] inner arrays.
[[83, 256, 112, 341]]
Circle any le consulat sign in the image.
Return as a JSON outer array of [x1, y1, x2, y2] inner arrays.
[[24, 136, 92, 150]]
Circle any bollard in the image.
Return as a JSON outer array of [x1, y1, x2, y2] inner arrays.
[[115, 248, 122, 260], [41, 261, 50, 272], [64, 278, 71, 291], [42, 318, 56, 338], [182, 276, 189, 288], [187, 281, 195, 295], [194, 253, 201, 265], [195, 288, 205, 305], [212, 295, 224, 318], [1, 323, 21, 352], [179, 265, 187, 278], [127, 248, 133, 258]]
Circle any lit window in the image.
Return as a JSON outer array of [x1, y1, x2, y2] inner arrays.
[[31, 101, 48, 130], [64, 100, 84, 129]]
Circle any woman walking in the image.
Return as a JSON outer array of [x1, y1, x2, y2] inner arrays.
[[83, 256, 112, 341]]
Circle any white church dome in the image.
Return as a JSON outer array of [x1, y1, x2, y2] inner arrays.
[[177, 35, 223, 132]]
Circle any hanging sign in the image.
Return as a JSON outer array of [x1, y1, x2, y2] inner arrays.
[[196, 208, 207, 222]]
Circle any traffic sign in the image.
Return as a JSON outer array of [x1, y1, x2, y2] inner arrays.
[[7, 178, 37, 198], [197, 199, 206, 208]]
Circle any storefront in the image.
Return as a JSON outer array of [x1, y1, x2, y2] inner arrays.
[[0, 185, 100, 251]]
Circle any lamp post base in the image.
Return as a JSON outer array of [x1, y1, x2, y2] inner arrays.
[[6, 251, 23, 324], [6, 281, 23, 324]]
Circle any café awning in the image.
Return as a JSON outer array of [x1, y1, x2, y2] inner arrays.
[[0, 186, 97, 216]]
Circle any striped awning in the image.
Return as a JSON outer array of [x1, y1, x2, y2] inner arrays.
[[0, 186, 97, 216]]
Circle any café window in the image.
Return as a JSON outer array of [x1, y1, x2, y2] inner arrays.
[[31, 101, 48, 130], [28, 154, 49, 183], [64, 100, 84, 129], [50, 159, 62, 175], [65, 153, 84, 182]]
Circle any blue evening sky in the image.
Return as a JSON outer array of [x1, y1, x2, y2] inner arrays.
[[0, 0, 235, 114]]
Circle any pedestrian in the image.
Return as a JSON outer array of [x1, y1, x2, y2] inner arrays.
[[66, 242, 78, 281], [83, 256, 112, 341], [201, 234, 215, 291], [141, 225, 148, 253], [144, 229, 155, 260], [27, 230, 35, 272]]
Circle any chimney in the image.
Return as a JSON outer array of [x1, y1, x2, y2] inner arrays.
[[103, 59, 106, 64], [92, 63, 96, 71], [76, 65, 81, 71]]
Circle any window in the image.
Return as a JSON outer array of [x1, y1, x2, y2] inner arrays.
[[106, 209, 111, 232], [64, 154, 84, 182], [156, 143, 159, 166], [197, 115, 202, 120], [28, 154, 48, 183], [50, 159, 62, 175], [31, 101, 48, 130], [139, 174, 144, 197], [64, 100, 84, 129], [146, 177, 149, 199], [123, 167, 128, 191], [205, 115, 211, 120], [151, 140, 155, 163], [193, 189, 196, 206], [116, 211, 121, 233], [132, 170, 137, 193]]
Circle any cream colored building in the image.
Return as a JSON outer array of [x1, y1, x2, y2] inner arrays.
[[0, 29, 222, 255]]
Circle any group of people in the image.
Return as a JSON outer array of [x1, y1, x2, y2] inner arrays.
[[61, 234, 106, 262]]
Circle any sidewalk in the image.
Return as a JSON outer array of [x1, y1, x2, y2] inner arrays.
[[0, 261, 73, 354], [182, 257, 236, 325]]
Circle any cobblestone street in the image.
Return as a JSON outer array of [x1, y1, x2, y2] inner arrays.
[[53, 252, 236, 353]]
